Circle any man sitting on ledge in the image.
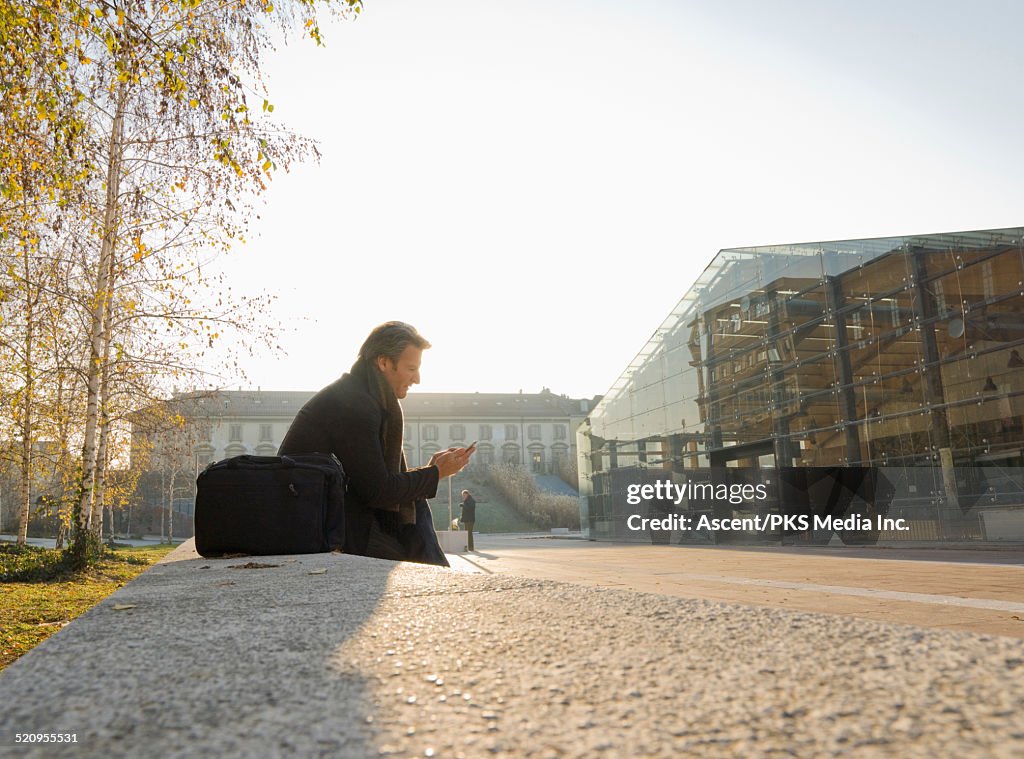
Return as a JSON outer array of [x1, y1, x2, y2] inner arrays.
[[279, 321, 473, 565]]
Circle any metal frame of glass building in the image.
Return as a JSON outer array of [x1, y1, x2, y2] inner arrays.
[[579, 227, 1024, 545]]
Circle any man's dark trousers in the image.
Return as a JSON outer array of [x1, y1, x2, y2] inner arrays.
[[464, 521, 474, 551]]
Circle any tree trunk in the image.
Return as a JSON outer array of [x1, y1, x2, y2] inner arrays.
[[93, 418, 110, 543], [167, 467, 175, 542], [16, 242, 34, 546], [16, 402, 31, 546], [91, 331, 114, 540], [159, 469, 166, 543], [54, 404, 72, 551], [74, 84, 126, 559]]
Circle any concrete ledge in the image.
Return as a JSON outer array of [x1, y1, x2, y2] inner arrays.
[[2, 540, 1024, 756]]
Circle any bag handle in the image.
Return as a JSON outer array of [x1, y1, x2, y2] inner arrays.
[[220, 455, 293, 469]]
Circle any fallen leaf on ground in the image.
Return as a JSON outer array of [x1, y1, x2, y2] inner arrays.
[[227, 562, 280, 570], [112, 604, 137, 611]]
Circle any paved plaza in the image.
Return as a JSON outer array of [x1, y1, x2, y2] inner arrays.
[[1, 536, 1022, 757], [453, 534, 1024, 638]]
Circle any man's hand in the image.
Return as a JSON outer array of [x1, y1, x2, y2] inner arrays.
[[429, 446, 474, 479]]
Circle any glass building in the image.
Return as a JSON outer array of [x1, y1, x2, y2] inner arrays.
[[579, 227, 1024, 545]]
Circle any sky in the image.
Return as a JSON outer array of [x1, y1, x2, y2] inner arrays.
[[208, 0, 1024, 399]]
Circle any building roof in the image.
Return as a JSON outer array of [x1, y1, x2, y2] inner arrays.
[[589, 225, 1024, 422], [403, 391, 592, 418], [165, 389, 597, 420]]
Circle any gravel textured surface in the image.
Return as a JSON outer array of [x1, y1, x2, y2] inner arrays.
[[1, 548, 1023, 758]]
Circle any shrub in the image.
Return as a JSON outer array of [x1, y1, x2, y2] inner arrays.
[[0, 543, 74, 582], [557, 454, 579, 490], [482, 464, 580, 530]]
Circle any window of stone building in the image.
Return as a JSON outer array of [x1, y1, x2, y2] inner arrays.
[[194, 445, 215, 471], [477, 445, 495, 466], [479, 424, 493, 440], [259, 424, 273, 442], [424, 424, 438, 441], [421, 444, 440, 466], [528, 424, 541, 440], [505, 425, 518, 440], [554, 424, 567, 440], [450, 424, 465, 441], [229, 424, 242, 442]]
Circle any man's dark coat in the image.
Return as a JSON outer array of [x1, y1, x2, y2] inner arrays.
[[278, 367, 440, 559], [460, 495, 476, 523]]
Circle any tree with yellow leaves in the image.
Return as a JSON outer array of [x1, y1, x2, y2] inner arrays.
[[0, 0, 362, 561]]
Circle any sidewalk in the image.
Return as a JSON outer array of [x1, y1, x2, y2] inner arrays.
[[459, 535, 1024, 638], [1, 540, 1023, 757]]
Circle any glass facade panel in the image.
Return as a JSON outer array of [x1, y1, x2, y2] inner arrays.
[[580, 227, 1024, 545]]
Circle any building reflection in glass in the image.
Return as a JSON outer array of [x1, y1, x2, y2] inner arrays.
[[580, 228, 1024, 544]]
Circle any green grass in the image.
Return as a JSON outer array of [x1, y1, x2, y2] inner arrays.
[[0, 542, 177, 672]]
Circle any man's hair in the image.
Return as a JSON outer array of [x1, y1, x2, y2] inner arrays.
[[359, 321, 431, 365]]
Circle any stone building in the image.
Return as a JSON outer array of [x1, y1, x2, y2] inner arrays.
[[130, 388, 596, 535]]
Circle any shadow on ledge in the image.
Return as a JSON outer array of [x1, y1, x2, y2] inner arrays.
[[0, 539, 395, 757]]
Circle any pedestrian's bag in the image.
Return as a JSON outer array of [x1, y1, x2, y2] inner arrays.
[[194, 454, 345, 557]]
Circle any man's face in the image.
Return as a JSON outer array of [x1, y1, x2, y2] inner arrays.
[[377, 345, 422, 399]]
